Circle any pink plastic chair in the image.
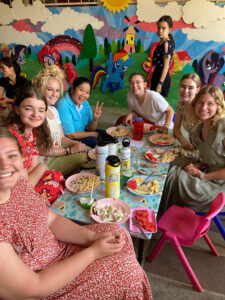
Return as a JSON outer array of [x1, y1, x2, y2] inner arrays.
[[147, 192, 225, 292]]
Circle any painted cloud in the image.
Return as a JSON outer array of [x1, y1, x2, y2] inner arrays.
[[41, 7, 104, 35], [182, 0, 225, 28], [136, 0, 182, 22], [0, 26, 44, 46]]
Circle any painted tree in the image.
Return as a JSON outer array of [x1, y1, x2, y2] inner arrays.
[[117, 40, 121, 51], [72, 54, 76, 65], [99, 44, 105, 58], [104, 37, 111, 57], [135, 39, 141, 53], [83, 24, 97, 71], [111, 40, 117, 54], [139, 44, 144, 54]]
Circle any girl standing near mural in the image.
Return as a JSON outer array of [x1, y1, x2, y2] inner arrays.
[[123, 73, 174, 131], [32, 66, 88, 177], [150, 15, 175, 97], [160, 85, 225, 213], [0, 57, 30, 105], [173, 73, 201, 150], [56, 77, 105, 148], [5, 87, 64, 204], [0, 127, 152, 300]]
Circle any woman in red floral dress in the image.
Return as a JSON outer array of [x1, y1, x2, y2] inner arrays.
[[0, 127, 152, 299], [6, 87, 65, 203]]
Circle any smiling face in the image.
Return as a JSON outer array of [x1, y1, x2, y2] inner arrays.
[[15, 97, 47, 131], [195, 93, 218, 122], [44, 79, 61, 106], [129, 74, 147, 97], [71, 82, 91, 106], [0, 62, 13, 78], [0, 137, 23, 193], [179, 78, 200, 103], [157, 21, 171, 40]]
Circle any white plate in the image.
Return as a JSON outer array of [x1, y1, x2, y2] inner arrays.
[[106, 126, 130, 137], [90, 198, 131, 223], [65, 172, 100, 193], [145, 149, 175, 163], [126, 175, 162, 196], [149, 133, 175, 146]]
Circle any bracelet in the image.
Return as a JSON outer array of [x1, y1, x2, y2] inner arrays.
[[158, 81, 163, 85], [199, 172, 206, 182], [65, 147, 70, 156]]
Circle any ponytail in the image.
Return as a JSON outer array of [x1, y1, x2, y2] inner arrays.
[[169, 33, 175, 47]]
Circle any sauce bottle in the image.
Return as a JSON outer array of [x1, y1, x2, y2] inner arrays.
[[105, 155, 120, 199]]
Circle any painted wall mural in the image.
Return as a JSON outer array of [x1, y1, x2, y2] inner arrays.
[[1, 0, 225, 110]]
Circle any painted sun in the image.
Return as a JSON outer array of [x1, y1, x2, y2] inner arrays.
[[101, 0, 131, 13]]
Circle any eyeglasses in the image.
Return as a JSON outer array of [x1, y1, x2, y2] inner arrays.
[[129, 81, 144, 86]]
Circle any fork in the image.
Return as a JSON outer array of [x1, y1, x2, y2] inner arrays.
[[132, 217, 147, 238], [140, 170, 157, 186]]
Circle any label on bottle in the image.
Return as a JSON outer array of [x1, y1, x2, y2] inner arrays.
[[95, 145, 108, 180], [120, 148, 131, 171], [105, 163, 120, 198]]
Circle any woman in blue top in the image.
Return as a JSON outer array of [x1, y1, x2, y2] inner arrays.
[[150, 15, 175, 97], [56, 77, 104, 148]]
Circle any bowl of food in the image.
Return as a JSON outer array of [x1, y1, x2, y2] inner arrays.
[[90, 198, 131, 223]]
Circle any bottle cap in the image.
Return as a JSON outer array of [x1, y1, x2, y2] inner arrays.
[[134, 116, 143, 123], [122, 137, 130, 147], [107, 155, 120, 167]]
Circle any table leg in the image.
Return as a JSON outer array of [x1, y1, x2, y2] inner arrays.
[[137, 238, 145, 265]]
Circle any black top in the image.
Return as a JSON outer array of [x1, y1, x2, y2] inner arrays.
[[0, 75, 31, 99]]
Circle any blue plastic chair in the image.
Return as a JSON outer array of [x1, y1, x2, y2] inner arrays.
[[197, 211, 225, 240]]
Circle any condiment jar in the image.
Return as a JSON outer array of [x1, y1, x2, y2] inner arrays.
[[95, 138, 109, 181], [120, 138, 131, 172], [133, 116, 144, 141], [105, 155, 120, 199]]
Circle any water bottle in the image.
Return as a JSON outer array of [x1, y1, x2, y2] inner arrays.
[[133, 116, 144, 141], [105, 155, 120, 199], [120, 138, 131, 172], [95, 138, 108, 181]]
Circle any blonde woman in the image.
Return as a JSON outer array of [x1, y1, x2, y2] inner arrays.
[[160, 85, 225, 213], [173, 73, 201, 150], [32, 65, 88, 176]]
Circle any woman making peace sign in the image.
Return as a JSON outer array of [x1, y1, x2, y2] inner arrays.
[[56, 77, 105, 148]]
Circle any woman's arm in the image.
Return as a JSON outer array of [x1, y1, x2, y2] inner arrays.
[[173, 110, 194, 150], [0, 233, 123, 299], [66, 131, 98, 140], [156, 42, 171, 94], [27, 155, 47, 186], [158, 104, 174, 133]]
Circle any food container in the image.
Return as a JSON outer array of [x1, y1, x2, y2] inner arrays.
[[79, 196, 95, 209]]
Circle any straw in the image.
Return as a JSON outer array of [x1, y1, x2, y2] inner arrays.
[[90, 180, 94, 199]]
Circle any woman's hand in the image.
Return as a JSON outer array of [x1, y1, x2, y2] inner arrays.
[[124, 112, 134, 125], [90, 232, 124, 260], [156, 84, 162, 94], [93, 101, 104, 121], [181, 140, 195, 151], [157, 126, 168, 133], [70, 142, 88, 154], [184, 163, 202, 177]]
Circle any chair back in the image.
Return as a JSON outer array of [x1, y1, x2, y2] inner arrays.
[[195, 192, 225, 237]]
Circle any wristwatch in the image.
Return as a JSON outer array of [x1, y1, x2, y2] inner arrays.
[[199, 172, 206, 182], [158, 81, 163, 85]]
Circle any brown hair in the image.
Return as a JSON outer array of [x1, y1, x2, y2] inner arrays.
[[192, 85, 225, 128], [180, 73, 201, 89], [129, 73, 146, 82], [0, 127, 22, 155], [157, 15, 175, 47], [6, 87, 53, 151]]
